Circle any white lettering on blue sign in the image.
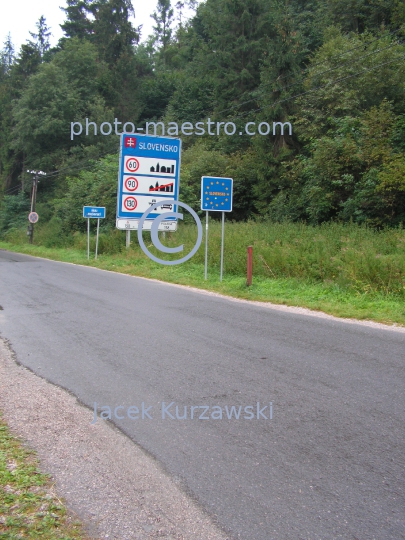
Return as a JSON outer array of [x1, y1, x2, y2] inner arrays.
[[138, 142, 178, 152]]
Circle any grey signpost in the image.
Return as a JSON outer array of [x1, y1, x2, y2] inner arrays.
[[205, 211, 209, 280], [201, 177, 233, 282], [220, 211, 225, 281]]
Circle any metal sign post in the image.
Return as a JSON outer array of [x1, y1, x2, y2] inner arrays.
[[87, 218, 90, 259], [201, 177, 233, 281], [95, 218, 100, 259], [83, 206, 106, 259], [220, 211, 225, 281], [204, 211, 209, 280], [126, 229, 131, 248]]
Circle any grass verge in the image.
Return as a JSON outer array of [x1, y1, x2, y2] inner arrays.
[[1, 240, 404, 327], [0, 414, 88, 539]]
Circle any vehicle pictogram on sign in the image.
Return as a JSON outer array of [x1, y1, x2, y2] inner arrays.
[[148, 199, 173, 211], [123, 196, 138, 211], [124, 177, 139, 191], [125, 157, 140, 173]]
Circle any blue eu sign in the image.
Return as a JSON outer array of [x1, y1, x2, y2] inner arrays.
[[201, 177, 233, 212]]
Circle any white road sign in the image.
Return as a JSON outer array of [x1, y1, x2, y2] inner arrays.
[[116, 219, 178, 231]]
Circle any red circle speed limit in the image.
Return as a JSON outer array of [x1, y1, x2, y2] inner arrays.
[[123, 196, 138, 211], [124, 177, 138, 192], [125, 157, 139, 172]]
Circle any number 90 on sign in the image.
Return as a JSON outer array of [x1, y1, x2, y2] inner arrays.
[[124, 177, 138, 192]]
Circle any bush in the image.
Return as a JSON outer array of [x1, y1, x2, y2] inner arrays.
[[0, 192, 30, 235]]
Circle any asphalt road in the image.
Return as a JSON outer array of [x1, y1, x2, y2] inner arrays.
[[0, 249, 404, 540]]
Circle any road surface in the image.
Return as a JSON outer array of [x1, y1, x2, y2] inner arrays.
[[0, 249, 404, 539]]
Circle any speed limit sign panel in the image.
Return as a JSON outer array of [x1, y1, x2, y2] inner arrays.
[[117, 134, 181, 220], [124, 157, 140, 173], [122, 196, 138, 211], [121, 196, 173, 214], [124, 176, 138, 191]]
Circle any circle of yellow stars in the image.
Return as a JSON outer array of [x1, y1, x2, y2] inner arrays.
[[204, 180, 230, 208]]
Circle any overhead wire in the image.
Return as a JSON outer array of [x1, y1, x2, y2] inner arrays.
[[36, 141, 120, 181], [3, 183, 22, 195]]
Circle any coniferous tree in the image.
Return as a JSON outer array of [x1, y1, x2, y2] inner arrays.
[[10, 44, 41, 89], [1, 34, 14, 76], [29, 16, 52, 59], [92, 0, 139, 64], [151, 0, 174, 55], [60, 0, 95, 40], [175, 1, 185, 29]]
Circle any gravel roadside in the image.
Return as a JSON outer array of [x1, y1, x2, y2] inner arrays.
[[0, 337, 230, 540]]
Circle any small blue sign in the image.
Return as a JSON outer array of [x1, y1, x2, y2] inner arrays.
[[83, 206, 106, 218], [201, 177, 233, 212]]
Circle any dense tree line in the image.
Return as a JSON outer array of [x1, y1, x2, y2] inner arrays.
[[0, 0, 404, 236]]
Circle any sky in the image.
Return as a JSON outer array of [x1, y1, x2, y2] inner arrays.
[[0, 0, 194, 53]]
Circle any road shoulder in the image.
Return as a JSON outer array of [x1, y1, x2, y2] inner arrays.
[[0, 338, 230, 540]]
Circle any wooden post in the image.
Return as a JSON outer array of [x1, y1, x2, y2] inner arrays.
[[247, 246, 253, 286]]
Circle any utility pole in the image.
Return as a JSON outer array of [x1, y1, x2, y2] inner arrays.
[[27, 170, 46, 243]]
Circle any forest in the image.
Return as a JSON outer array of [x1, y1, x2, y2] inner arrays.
[[0, 0, 405, 238]]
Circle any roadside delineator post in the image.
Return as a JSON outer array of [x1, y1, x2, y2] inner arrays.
[[247, 246, 253, 286]]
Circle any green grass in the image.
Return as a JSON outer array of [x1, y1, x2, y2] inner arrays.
[[0, 415, 89, 539], [1, 218, 405, 326]]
